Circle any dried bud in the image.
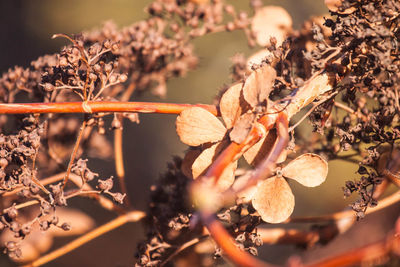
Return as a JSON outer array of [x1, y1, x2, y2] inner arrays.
[[61, 222, 71, 231], [97, 177, 113, 191]]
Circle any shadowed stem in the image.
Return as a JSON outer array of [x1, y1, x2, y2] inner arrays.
[[62, 120, 87, 189], [114, 127, 131, 208], [0, 101, 219, 116], [24, 210, 146, 267]]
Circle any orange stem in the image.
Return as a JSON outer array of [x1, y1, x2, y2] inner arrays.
[[0, 101, 218, 116], [204, 123, 266, 183]]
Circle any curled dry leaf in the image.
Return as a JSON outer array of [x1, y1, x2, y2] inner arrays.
[[252, 6, 293, 46], [282, 153, 328, 187], [176, 107, 226, 146], [242, 64, 276, 109], [252, 176, 295, 224], [229, 112, 256, 144]]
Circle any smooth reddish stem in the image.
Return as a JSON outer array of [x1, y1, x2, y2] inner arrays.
[[204, 123, 265, 183], [0, 101, 219, 116]]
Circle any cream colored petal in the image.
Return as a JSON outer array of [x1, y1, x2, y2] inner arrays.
[[282, 153, 328, 187], [48, 207, 95, 236], [252, 6, 292, 46], [176, 107, 226, 146], [220, 83, 245, 129], [242, 64, 276, 108], [252, 176, 295, 223], [243, 129, 286, 166], [192, 143, 237, 191]]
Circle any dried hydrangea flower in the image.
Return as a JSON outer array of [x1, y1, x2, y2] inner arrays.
[[251, 153, 328, 223], [176, 64, 276, 190]]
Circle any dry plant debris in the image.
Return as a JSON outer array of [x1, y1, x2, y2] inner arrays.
[[0, 0, 400, 266]]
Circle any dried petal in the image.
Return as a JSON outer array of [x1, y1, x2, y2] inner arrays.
[[176, 107, 226, 146], [181, 149, 202, 178], [252, 6, 292, 46], [252, 176, 294, 223], [243, 129, 286, 166], [220, 83, 245, 129], [192, 143, 237, 191], [282, 153, 328, 187], [242, 65, 276, 108], [229, 112, 256, 143]]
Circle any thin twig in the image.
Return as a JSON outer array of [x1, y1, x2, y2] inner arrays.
[[62, 120, 87, 189], [24, 210, 146, 267], [114, 127, 131, 208], [287, 190, 400, 223]]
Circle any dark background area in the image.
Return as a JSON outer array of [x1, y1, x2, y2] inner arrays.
[[1, 1, 398, 266]]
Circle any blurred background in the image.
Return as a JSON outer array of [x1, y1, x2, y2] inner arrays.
[[0, 0, 398, 266]]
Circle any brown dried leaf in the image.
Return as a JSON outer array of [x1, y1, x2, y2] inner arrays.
[[192, 143, 237, 191], [229, 112, 256, 144], [282, 153, 328, 187], [242, 64, 276, 108], [220, 83, 244, 129], [252, 6, 292, 46], [176, 107, 226, 146], [243, 129, 286, 166], [252, 176, 294, 223]]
